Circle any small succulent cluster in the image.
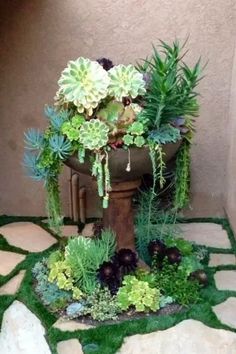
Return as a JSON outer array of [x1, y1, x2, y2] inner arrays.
[[98, 248, 138, 295], [33, 221, 209, 322]]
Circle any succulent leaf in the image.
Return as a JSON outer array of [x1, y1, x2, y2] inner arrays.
[[58, 57, 110, 115], [49, 134, 72, 159], [108, 64, 146, 101], [123, 134, 133, 146], [24, 128, 44, 150], [79, 119, 109, 150]]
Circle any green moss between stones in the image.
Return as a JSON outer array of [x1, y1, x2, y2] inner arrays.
[[0, 215, 235, 354]]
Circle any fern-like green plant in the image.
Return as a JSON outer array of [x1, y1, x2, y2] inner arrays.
[[65, 230, 116, 293]]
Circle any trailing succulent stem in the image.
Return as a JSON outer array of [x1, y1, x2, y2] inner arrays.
[[46, 177, 63, 235], [174, 140, 191, 210], [92, 151, 111, 208]]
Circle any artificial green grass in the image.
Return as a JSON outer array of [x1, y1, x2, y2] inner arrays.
[[0, 215, 235, 354]]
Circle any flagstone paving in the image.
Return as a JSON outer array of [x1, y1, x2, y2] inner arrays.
[[0, 222, 57, 252], [0, 270, 25, 295], [0, 250, 25, 276], [209, 253, 236, 266], [0, 301, 51, 354], [118, 319, 236, 354], [213, 297, 236, 329], [214, 270, 236, 291], [178, 222, 231, 248], [57, 339, 83, 354], [53, 318, 94, 331]]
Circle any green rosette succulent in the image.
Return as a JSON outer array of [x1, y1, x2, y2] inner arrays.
[[108, 64, 146, 101], [79, 119, 109, 150], [61, 114, 85, 142], [58, 57, 110, 115]]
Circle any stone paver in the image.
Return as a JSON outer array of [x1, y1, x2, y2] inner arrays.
[[177, 223, 231, 248], [53, 318, 94, 331], [0, 300, 51, 354], [118, 319, 236, 354], [0, 222, 57, 252], [0, 251, 25, 276], [213, 297, 236, 329], [0, 270, 25, 295], [57, 339, 83, 354], [61, 225, 78, 237], [209, 253, 236, 267], [81, 223, 94, 237], [214, 270, 236, 291]]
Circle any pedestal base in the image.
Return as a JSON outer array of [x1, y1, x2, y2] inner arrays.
[[103, 179, 141, 250]]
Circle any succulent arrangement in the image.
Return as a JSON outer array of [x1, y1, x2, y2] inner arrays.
[[23, 40, 202, 231], [32, 222, 209, 322]]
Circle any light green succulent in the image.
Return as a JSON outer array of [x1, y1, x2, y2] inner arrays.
[[134, 136, 145, 147], [128, 121, 145, 135], [61, 114, 85, 142], [79, 119, 109, 150], [117, 275, 160, 312], [58, 57, 110, 116], [108, 64, 146, 101], [123, 134, 134, 146]]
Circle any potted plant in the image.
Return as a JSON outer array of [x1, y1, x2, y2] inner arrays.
[[23, 40, 201, 249]]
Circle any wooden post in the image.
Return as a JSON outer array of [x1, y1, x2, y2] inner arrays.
[[103, 179, 141, 250]]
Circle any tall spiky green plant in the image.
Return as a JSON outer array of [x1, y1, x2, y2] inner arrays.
[[138, 40, 202, 130]]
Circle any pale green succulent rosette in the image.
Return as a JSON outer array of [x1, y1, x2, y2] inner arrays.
[[58, 57, 110, 116], [108, 64, 146, 101], [79, 119, 109, 150]]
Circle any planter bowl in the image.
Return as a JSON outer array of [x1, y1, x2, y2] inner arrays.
[[65, 142, 181, 182]]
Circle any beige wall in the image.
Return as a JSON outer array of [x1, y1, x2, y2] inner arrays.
[[0, 0, 236, 218], [226, 40, 236, 232]]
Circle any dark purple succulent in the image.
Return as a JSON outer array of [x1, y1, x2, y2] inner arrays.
[[98, 261, 119, 282], [96, 58, 114, 71], [93, 220, 104, 238], [190, 269, 208, 287], [114, 248, 138, 275], [122, 97, 132, 106], [165, 247, 182, 265], [98, 261, 121, 295], [148, 239, 166, 259]]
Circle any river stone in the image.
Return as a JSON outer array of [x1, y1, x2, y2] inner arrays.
[[213, 297, 236, 329], [0, 270, 25, 295], [57, 339, 83, 354], [209, 253, 236, 267], [177, 223, 231, 248], [53, 318, 94, 331], [0, 300, 51, 354], [0, 250, 25, 276], [0, 222, 57, 252], [118, 319, 236, 354], [214, 270, 236, 291]]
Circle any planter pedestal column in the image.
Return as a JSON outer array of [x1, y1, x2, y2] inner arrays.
[[103, 179, 141, 250]]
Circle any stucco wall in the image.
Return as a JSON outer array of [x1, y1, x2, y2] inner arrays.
[[226, 41, 236, 233], [0, 0, 236, 217]]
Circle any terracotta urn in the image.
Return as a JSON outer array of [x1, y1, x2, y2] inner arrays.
[[65, 142, 181, 250]]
